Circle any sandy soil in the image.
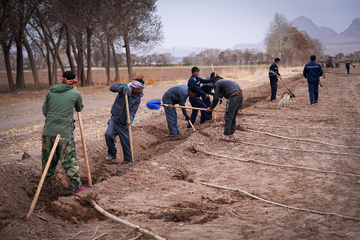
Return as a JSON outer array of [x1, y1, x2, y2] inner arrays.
[[0, 66, 359, 239]]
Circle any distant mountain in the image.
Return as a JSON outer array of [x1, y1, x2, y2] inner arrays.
[[290, 16, 338, 43], [290, 16, 360, 54]]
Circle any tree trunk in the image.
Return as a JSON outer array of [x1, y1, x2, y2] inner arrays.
[[1, 42, 15, 92], [57, 54, 64, 73], [123, 36, 133, 80], [106, 37, 111, 85], [74, 33, 85, 86], [98, 36, 109, 85], [46, 44, 52, 86], [86, 26, 93, 86], [23, 35, 40, 89], [15, 0, 25, 90], [66, 25, 76, 73], [51, 26, 64, 85], [112, 42, 119, 82], [15, 40, 25, 90]]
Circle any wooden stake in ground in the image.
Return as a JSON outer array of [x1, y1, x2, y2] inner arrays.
[[27, 134, 61, 219], [125, 93, 134, 162], [77, 111, 93, 187]]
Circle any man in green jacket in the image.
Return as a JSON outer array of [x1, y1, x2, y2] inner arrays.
[[41, 71, 88, 194]]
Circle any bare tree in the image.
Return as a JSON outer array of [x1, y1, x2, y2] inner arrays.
[[0, 0, 16, 91], [265, 13, 291, 60]]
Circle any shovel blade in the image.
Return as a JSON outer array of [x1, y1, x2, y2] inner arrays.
[[146, 99, 162, 110]]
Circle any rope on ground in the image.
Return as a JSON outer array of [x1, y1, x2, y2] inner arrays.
[[233, 141, 360, 157], [245, 129, 360, 149], [89, 199, 166, 240], [241, 122, 360, 130], [195, 148, 360, 178], [65, 231, 82, 240], [195, 181, 360, 221]]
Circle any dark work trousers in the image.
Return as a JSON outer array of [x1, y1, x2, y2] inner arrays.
[[105, 117, 132, 163], [162, 95, 181, 136], [308, 82, 319, 105], [347, 67, 350, 74], [269, 78, 278, 101], [202, 95, 212, 120], [188, 97, 208, 126], [224, 94, 243, 135]]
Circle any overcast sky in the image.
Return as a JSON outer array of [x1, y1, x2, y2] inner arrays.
[[155, 0, 360, 50]]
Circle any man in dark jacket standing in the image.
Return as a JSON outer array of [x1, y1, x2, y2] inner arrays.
[[41, 71, 88, 194], [162, 85, 198, 136], [105, 78, 145, 163], [346, 62, 351, 74], [187, 67, 212, 127], [303, 55, 323, 105], [268, 57, 281, 101], [207, 77, 243, 136]]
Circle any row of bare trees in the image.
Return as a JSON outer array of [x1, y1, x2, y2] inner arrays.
[[0, 0, 163, 92], [183, 49, 273, 66], [182, 13, 325, 67]]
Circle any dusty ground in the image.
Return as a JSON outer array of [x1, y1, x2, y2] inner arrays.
[[0, 66, 359, 239]]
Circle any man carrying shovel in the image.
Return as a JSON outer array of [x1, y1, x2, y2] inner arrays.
[[105, 78, 145, 163], [162, 85, 198, 137], [207, 76, 243, 138], [269, 57, 282, 102], [41, 71, 88, 194]]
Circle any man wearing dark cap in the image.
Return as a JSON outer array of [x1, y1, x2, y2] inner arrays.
[[268, 57, 282, 101], [303, 55, 323, 105], [41, 71, 88, 194], [105, 78, 145, 163]]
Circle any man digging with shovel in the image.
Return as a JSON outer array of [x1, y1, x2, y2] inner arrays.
[[162, 85, 198, 137], [207, 76, 243, 139], [41, 71, 89, 194], [105, 78, 145, 163]]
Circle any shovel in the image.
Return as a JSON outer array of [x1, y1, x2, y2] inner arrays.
[[27, 134, 60, 218], [146, 99, 225, 112], [125, 93, 134, 162]]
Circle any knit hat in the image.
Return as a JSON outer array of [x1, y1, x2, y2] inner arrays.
[[274, 57, 280, 62]]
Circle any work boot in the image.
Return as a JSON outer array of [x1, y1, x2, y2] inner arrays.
[[73, 187, 90, 194], [105, 155, 116, 160], [41, 181, 51, 194]]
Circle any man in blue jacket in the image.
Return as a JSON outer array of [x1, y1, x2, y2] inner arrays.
[[268, 57, 282, 101], [187, 67, 212, 127], [105, 78, 145, 163], [303, 55, 323, 105], [162, 85, 198, 136]]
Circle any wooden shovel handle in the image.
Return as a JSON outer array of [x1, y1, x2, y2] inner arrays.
[[27, 134, 61, 218]]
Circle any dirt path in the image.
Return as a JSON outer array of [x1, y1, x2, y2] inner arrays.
[[0, 66, 359, 239]]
